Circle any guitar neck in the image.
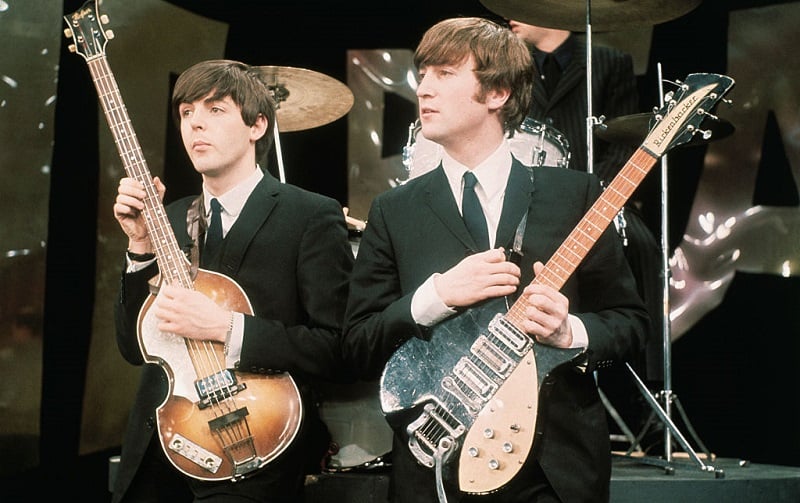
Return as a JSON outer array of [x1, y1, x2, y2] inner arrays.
[[87, 56, 191, 287], [506, 148, 658, 326]]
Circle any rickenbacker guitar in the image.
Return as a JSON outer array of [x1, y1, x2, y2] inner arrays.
[[380, 73, 735, 494], [64, 1, 302, 481]]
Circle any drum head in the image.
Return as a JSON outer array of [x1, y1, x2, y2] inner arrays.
[[507, 117, 571, 168]]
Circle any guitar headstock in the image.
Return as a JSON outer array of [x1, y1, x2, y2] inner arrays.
[[63, 0, 113, 61], [642, 73, 735, 157]]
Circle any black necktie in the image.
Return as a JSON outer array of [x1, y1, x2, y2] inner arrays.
[[462, 171, 490, 250], [541, 53, 561, 98], [204, 198, 223, 262]]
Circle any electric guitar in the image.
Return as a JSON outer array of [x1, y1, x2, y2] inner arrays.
[[64, 1, 302, 481], [380, 72, 735, 494]]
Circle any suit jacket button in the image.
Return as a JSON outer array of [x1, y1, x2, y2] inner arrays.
[[146, 417, 155, 429]]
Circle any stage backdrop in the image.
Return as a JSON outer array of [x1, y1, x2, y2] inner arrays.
[[0, 0, 799, 491]]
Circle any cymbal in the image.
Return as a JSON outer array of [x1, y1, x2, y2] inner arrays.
[[480, 0, 702, 32], [596, 112, 735, 147], [257, 66, 354, 132]]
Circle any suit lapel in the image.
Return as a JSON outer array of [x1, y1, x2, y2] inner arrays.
[[423, 166, 476, 250], [545, 40, 586, 109], [216, 173, 279, 276], [422, 162, 535, 252], [495, 161, 535, 250]]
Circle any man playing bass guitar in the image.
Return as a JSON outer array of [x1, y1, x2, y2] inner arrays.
[[112, 59, 353, 502]]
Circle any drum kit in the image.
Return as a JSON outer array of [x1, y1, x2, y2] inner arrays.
[[256, 0, 736, 474]]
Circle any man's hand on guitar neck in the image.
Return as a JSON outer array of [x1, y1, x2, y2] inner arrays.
[[113, 176, 166, 253], [521, 261, 573, 348]]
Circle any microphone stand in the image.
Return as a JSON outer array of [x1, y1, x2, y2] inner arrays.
[[576, 0, 720, 476], [615, 63, 721, 477]]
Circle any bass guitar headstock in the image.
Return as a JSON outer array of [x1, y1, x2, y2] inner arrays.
[[63, 0, 113, 61]]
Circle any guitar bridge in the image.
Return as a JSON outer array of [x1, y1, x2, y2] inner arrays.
[[195, 369, 247, 409], [407, 401, 465, 468]]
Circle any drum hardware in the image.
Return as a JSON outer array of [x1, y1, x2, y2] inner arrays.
[[480, 0, 721, 477], [507, 117, 571, 168], [257, 66, 354, 182], [479, 0, 702, 32], [597, 112, 734, 148]]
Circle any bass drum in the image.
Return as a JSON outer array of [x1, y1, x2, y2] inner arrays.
[[507, 117, 571, 169]]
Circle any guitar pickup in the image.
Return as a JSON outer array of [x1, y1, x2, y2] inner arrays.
[[489, 315, 531, 356], [471, 335, 514, 377], [195, 370, 247, 409], [453, 357, 497, 400]]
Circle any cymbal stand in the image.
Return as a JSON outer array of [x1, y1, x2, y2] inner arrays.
[[273, 119, 287, 183], [584, 0, 596, 175], [617, 63, 721, 477]]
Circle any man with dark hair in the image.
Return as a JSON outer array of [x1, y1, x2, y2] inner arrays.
[[111, 59, 353, 502]]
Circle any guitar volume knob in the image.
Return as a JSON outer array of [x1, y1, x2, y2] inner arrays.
[[483, 428, 494, 439], [488, 459, 500, 470], [468, 447, 479, 457]]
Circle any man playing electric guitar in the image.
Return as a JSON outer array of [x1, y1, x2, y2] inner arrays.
[[112, 60, 353, 502], [342, 17, 649, 503]]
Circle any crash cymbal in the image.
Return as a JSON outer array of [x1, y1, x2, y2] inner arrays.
[[257, 66, 354, 132], [480, 0, 702, 32], [596, 112, 735, 147]]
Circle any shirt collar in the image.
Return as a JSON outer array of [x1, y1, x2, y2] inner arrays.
[[441, 141, 513, 201], [203, 166, 264, 217]]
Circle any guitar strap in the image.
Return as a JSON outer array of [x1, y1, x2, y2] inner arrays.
[[186, 195, 204, 279]]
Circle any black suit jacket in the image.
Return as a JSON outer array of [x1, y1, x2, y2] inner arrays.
[[343, 160, 648, 502], [112, 172, 353, 501], [529, 35, 639, 184]]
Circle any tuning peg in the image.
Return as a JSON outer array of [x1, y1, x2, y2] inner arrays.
[[106, 30, 115, 40], [687, 125, 713, 140], [63, 27, 73, 39], [100, 14, 110, 24], [697, 108, 720, 121]]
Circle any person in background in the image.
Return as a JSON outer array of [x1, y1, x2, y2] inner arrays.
[[343, 17, 649, 503], [111, 59, 353, 502]]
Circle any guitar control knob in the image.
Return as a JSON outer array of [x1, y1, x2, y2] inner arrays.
[[502, 442, 513, 453], [468, 447, 479, 457], [488, 459, 500, 470], [483, 428, 494, 439]]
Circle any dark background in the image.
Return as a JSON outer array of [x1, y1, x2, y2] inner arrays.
[[7, 0, 798, 500]]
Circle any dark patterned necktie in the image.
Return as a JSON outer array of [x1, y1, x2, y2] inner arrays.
[[462, 171, 489, 250], [204, 198, 223, 263]]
